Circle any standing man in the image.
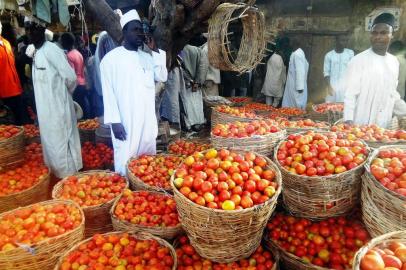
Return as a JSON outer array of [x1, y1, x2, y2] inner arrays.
[[261, 46, 287, 107], [324, 35, 354, 103], [282, 39, 309, 109], [0, 21, 25, 125], [26, 22, 82, 178], [344, 13, 406, 128], [100, 10, 167, 175]]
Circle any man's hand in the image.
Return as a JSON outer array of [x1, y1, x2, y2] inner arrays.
[[327, 84, 335, 96], [145, 36, 158, 53], [112, 123, 127, 141], [297, 89, 304, 94]]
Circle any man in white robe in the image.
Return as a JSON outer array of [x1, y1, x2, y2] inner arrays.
[[324, 35, 354, 103], [100, 10, 167, 175], [344, 13, 406, 128], [200, 42, 221, 97], [27, 23, 82, 178], [261, 48, 287, 107], [282, 40, 309, 110]]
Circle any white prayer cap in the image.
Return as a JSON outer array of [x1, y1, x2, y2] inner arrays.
[[120, 9, 141, 29]]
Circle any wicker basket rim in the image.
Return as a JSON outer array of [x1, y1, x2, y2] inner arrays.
[[51, 170, 129, 210], [53, 231, 177, 270], [213, 107, 262, 120], [210, 129, 286, 140], [110, 190, 182, 230], [170, 150, 282, 214], [0, 125, 24, 143], [273, 132, 370, 180], [0, 170, 50, 199], [364, 145, 406, 201], [0, 199, 85, 255]]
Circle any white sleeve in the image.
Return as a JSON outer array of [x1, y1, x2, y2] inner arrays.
[[323, 52, 331, 78], [46, 45, 77, 93], [294, 53, 306, 90], [100, 60, 121, 124], [343, 60, 361, 121], [152, 49, 168, 83]]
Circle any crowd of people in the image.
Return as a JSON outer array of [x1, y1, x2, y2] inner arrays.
[[0, 10, 406, 180]]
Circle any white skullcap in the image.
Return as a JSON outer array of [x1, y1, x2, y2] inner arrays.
[[120, 9, 141, 29]]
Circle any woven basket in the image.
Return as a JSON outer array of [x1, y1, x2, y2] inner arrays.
[[208, 3, 267, 73], [311, 104, 343, 124], [399, 116, 406, 130], [126, 154, 180, 193], [52, 170, 129, 238], [53, 231, 177, 270], [211, 129, 286, 157], [178, 0, 202, 9], [0, 199, 85, 270], [211, 108, 260, 128], [110, 190, 184, 240], [353, 230, 406, 270], [286, 126, 329, 135], [361, 146, 406, 237], [79, 128, 96, 144], [273, 135, 369, 220], [170, 154, 282, 263], [0, 170, 50, 213], [264, 236, 331, 270], [0, 126, 25, 172]]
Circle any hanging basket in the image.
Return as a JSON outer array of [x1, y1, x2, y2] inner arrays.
[[361, 145, 406, 237], [273, 133, 370, 219], [0, 126, 25, 172], [353, 230, 406, 270], [52, 170, 129, 238], [0, 200, 85, 270], [208, 2, 267, 73], [0, 170, 50, 213], [111, 190, 184, 240], [170, 152, 282, 263], [211, 129, 286, 157], [178, 0, 202, 9]]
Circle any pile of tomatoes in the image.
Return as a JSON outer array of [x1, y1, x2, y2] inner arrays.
[[77, 118, 100, 130], [168, 139, 211, 156], [23, 124, 40, 138], [370, 148, 406, 197], [128, 155, 184, 190], [266, 213, 370, 269], [314, 103, 344, 113], [331, 124, 406, 142], [58, 233, 174, 270], [56, 172, 127, 207], [216, 105, 258, 119], [114, 189, 179, 227], [243, 103, 274, 111], [227, 97, 251, 103], [277, 132, 368, 176], [81, 142, 113, 170], [277, 119, 329, 129], [360, 240, 406, 270], [173, 148, 278, 210], [0, 143, 48, 196], [176, 235, 276, 270], [0, 202, 82, 251], [0, 125, 21, 140], [212, 120, 280, 138]]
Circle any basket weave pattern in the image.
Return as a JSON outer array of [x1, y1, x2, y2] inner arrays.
[[0, 199, 85, 270], [170, 154, 282, 263], [211, 108, 260, 128], [0, 127, 25, 172]]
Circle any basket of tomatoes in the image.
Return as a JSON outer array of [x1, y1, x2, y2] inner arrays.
[[52, 170, 128, 237], [274, 131, 370, 219], [77, 118, 100, 144], [168, 138, 211, 157], [0, 125, 25, 172], [175, 234, 279, 269], [170, 148, 282, 263], [127, 154, 184, 193], [54, 231, 177, 270], [211, 119, 286, 156], [0, 143, 50, 213], [276, 118, 330, 135], [0, 199, 85, 270], [353, 230, 406, 270], [211, 105, 261, 128], [23, 124, 40, 145], [361, 146, 406, 237], [111, 189, 183, 240], [311, 103, 344, 124], [264, 213, 371, 270]]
